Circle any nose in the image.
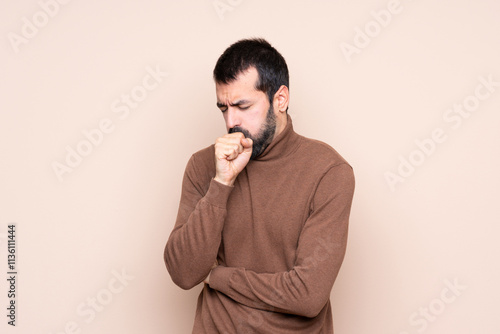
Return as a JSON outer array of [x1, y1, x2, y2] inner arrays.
[[225, 107, 241, 130]]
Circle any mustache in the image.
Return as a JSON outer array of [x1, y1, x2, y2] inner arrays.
[[228, 127, 251, 138]]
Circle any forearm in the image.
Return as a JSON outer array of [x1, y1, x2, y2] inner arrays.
[[165, 178, 232, 289], [208, 233, 347, 318]]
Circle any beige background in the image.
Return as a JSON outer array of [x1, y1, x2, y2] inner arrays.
[[1, 0, 499, 333]]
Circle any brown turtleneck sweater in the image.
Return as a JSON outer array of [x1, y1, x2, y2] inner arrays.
[[164, 115, 355, 333]]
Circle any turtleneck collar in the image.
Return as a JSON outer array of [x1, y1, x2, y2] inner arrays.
[[254, 114, 301, 161]]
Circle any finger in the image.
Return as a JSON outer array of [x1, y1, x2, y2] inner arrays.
[[241, 137, 253, 148], [215, 134, 245, 159], [216, 138, 242, 151], [226, 131, 245, 138], [223, 132, 246, 141], [217, 135, 244, 148], [222, 145, 241, 160]]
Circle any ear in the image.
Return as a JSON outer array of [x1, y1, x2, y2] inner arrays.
[[273, 85, 289, 114]]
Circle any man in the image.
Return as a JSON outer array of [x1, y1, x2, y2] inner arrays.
[[164, 38, 355, 333]]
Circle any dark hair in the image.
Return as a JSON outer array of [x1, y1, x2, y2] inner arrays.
[[213, 38, 289, 108]]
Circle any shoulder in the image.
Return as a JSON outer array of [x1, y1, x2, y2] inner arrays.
[[296, 135, 355, 198], [190, 144, 215, 168], [183, 144, 216, 188], [296, 134, 352, 170]]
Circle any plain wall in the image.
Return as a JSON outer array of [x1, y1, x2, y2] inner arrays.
[[1, 0, 499, 333]]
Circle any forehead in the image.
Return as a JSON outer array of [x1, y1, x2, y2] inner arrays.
[[215, 67, 261, 102]]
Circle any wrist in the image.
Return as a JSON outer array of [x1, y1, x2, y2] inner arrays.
[[214, 176, 234, 187]]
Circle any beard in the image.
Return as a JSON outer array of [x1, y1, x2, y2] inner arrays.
[[228, 106, 276, 160]]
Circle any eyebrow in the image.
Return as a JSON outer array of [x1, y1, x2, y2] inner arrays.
[[216, 100, 251, 108]]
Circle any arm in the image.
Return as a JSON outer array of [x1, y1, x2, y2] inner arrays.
[[207, 163, 355, 317], [164, 133, 253, 290], [164, 155, 233, 290]]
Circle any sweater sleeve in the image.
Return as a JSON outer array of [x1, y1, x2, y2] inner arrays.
[[208, 163, 354, 317], [164, 154, 233, 290]]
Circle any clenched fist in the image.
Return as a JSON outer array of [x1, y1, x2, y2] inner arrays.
[[214, 132, 253, 186]]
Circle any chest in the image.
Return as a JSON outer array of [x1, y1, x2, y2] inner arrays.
[[220, 162, 318, 271]]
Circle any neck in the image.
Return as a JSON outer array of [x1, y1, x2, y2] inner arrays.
[[272, 112, 288, 141]]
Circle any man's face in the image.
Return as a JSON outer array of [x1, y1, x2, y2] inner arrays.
[[216, 67, 277, 160]]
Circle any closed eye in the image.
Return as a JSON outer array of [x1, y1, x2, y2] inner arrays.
[[218, 106, 249, 112], [216, 101, 251, 112]]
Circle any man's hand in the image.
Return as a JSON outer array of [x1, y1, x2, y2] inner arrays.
[[214, 132, 253, 186], [204, 260, 219, 285]]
